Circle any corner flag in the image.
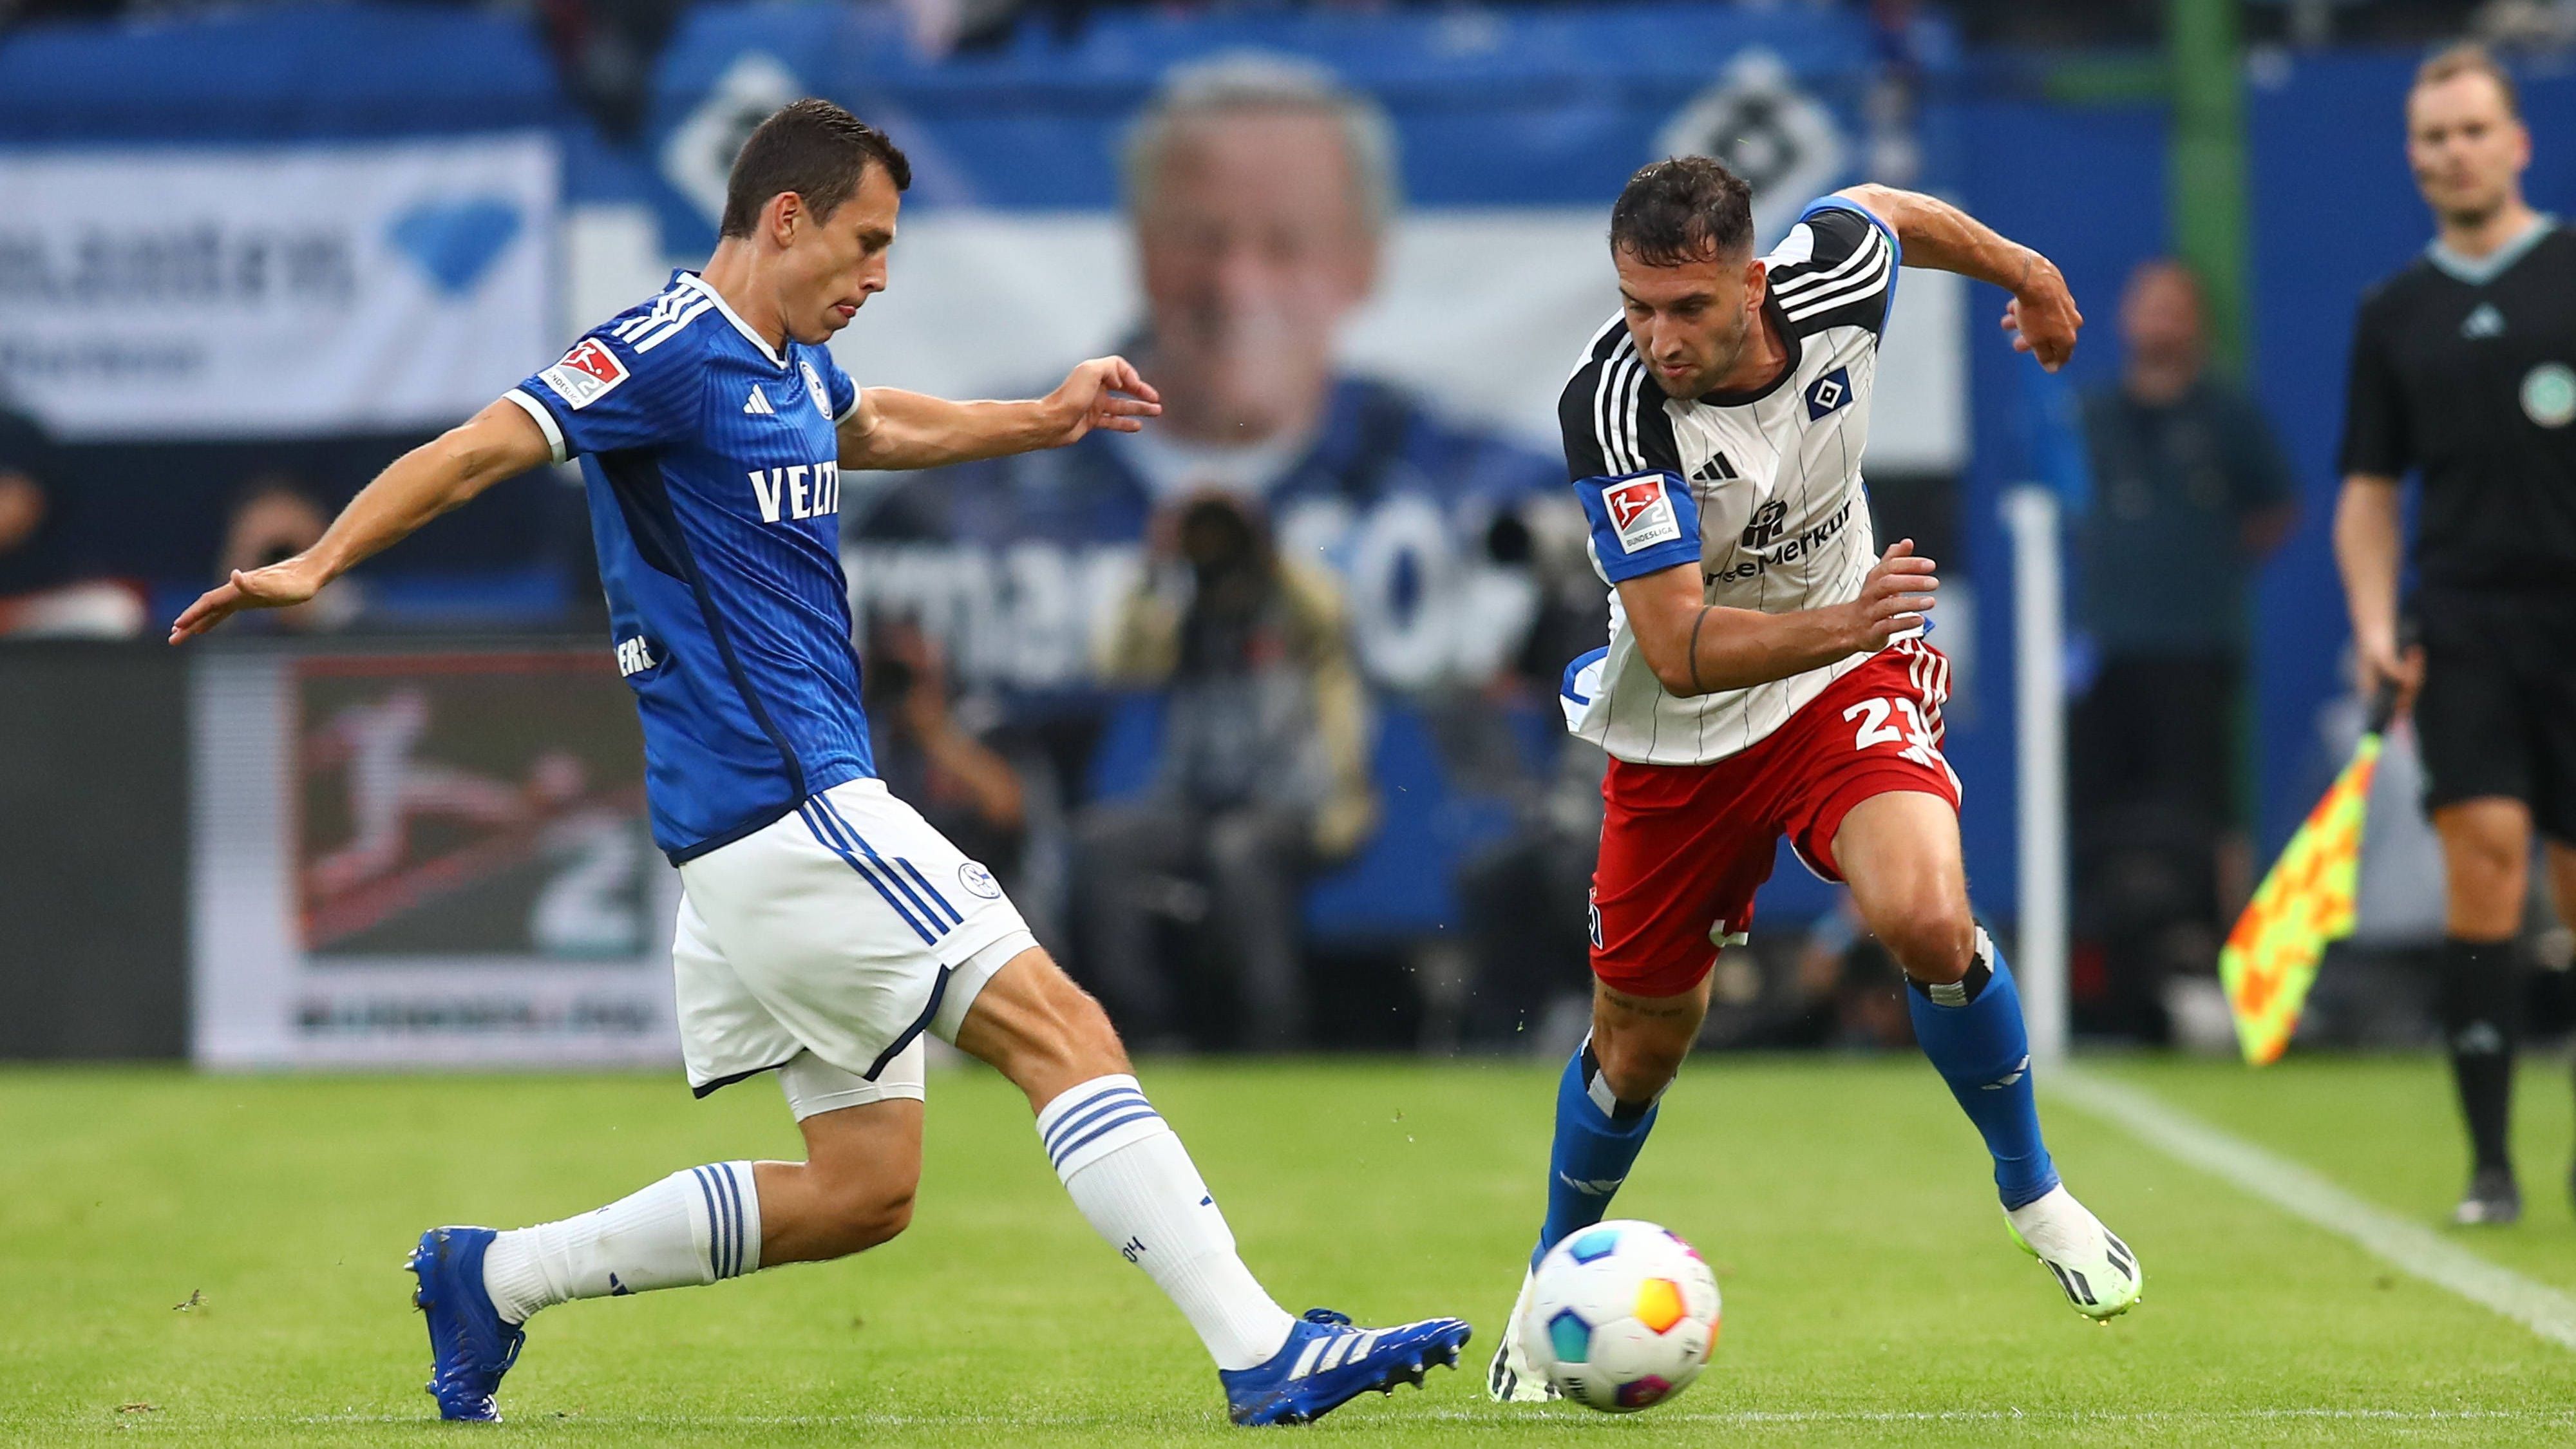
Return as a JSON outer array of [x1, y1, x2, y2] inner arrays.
[[2218, 684, 2399, 1066]]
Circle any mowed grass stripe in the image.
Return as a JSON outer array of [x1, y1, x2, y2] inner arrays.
[[2052, 1066, 2576, 1350], [7, 1061, 2576, 1446]]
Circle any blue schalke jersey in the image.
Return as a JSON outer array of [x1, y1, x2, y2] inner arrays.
[[507, 270, 875, 862]]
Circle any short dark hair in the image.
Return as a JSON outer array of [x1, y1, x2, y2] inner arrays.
[[720, 99, 913, 240], [1609, 156, 1755, 267]]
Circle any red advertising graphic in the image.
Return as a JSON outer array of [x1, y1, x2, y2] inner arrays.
[[293, 652, 652, 959]]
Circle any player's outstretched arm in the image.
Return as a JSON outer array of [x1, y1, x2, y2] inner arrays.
[[167, 399, 552, 643], [1832, 184, 2082, 372], [1620, 540, 1937, 699], [838, 356, 1161, 471]]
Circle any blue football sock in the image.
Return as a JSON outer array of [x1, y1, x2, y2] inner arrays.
[[1531, 1037, 1662, 1269], [1905, 930, 2059, 1210]]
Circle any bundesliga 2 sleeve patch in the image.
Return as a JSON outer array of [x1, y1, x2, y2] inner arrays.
[[537, 338, 631, 411], [1577, 471, 1702, 583], [1606, 477, 1683, 551]]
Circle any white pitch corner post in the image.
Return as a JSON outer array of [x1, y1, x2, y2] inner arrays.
[[2002, 486, 2070, 1068]]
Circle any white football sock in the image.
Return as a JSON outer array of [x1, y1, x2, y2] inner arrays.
[[2005, 1183, 2103, 1258], [480, 1161, 761, 1324], [1037, 1075, 1296, 1371]]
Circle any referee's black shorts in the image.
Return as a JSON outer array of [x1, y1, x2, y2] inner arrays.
[[2414, 588, 2576, 843]]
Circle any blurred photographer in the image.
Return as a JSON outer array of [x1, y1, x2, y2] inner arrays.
[[1074, 492, 1376, 1050], [212, 475, 361, 634], [1454, 496, 1610, 1045], [861, 616, 1030, 898], [0, 402, 144, 639]]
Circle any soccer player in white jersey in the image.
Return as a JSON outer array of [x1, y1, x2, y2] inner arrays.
[[169, 99, 1468, 1428], [1488, 157, 2141, 1401]]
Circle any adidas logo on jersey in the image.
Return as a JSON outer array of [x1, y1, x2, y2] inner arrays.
[[2462, 303, 2505, 339], [743, 387, 776, 415], [1692, 451, 1740, 484]]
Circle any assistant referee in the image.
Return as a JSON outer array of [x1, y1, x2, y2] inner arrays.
[[2336, 44, 2576, 1227]]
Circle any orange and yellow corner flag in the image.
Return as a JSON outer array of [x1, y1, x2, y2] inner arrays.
[[2217, 702, 2392, 1066]]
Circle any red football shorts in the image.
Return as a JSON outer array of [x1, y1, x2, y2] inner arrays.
[[1588, 640, 1960, 999]]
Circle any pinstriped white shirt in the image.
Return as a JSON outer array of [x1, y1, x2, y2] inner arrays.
[[1558, 200, 1904, 766]]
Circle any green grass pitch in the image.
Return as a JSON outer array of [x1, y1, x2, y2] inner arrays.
[[9, 1056, 2576, 1446]]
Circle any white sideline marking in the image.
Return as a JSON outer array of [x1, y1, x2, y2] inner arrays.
[[2050, 1068, 2576, 1351]]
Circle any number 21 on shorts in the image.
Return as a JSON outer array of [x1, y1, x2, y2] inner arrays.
[[1844, 696, 1938, 766]]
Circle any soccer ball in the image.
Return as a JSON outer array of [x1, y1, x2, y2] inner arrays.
[[1520, 1219, 1721, 1412]]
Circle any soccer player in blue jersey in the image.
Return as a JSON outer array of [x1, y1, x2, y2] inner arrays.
[[169, 99, 1467, 1427]]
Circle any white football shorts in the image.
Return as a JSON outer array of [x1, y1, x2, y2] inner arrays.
[[673, 775, 1036, 1104]]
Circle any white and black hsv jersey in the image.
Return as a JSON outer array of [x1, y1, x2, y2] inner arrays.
[[1558, 198, 1904, 766]]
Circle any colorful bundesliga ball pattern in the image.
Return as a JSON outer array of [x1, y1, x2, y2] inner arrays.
[[1519, 1218, 1721, 1412]]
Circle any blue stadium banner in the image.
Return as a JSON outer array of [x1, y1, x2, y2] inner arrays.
[[0, 135, 559, 440]]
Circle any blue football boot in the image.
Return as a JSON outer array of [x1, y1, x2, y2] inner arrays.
[[406, 1226, 525, 1422], [1219, 1307, 1472, 1426]]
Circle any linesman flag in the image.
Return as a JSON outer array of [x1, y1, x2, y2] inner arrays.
[[2219, 684, 2400, 1065]]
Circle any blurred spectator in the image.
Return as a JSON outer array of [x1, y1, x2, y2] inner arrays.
[[1497, 496, 1614, 710], [2475, 0, 2576, 50], [0, 402, 144, 639], [1790, 902, 1917, 1052], [213, 475, 359, 633], [1943, 0, 2548, 46], [532, 0, 690, 141], [896, 0, 1028, 55], [1073, 493, 1375, 1050], [1455, 495, 1609, 1045], [862, 617, 1031, 899], [0, 408, 60, 599], [1707, 898, 1914, 1053], [1455, 735, 1602, 1046], [2069, 258, 2297, 1039]]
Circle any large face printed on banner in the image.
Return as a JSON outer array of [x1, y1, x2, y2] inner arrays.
[[1135, 107, 1378, 444], [1654, 49, 1846, 246], [821, 33, 1943, 696], [0, 136, 557, 441]]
